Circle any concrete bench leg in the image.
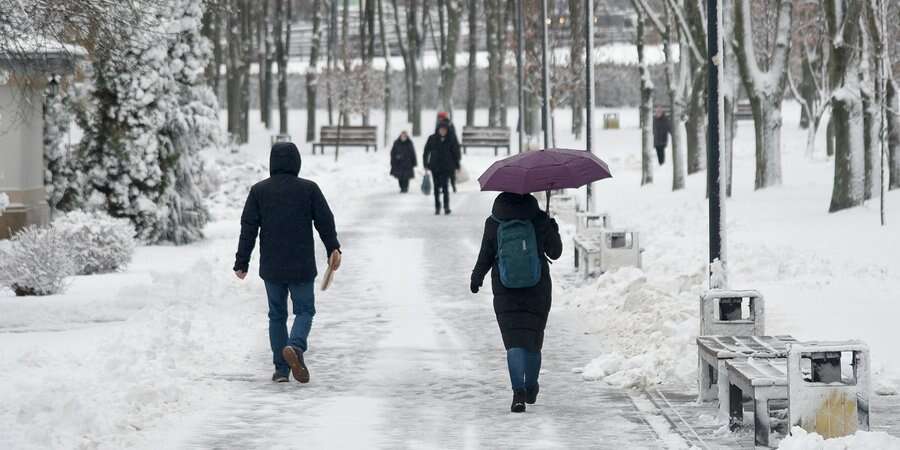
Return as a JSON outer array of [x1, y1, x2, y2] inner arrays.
[[728, 383, 744, 430], [717, 360, 731, 420], [494, 146, 498, 157], [698, 356, 718, 402], [506, 146, 511, 155], [754, 390, 773, 448]]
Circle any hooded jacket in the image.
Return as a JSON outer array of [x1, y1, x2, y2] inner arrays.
[[390, 137, 417, 179], [471, 193, 562, 352], [423, 128, 461, 174], [234, 142, 340, 282]]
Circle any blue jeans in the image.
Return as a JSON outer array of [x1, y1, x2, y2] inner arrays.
[[264, 281, 316, 374], [507, 347, 541, 390]]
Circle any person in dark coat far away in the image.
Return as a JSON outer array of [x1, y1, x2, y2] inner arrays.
[[470, 192, 563, 413], [435, 111, 461, 193], [390, 131, 417, 193], [652, 105, 671, 165], [233, 142, 342, 384], [423, 122, 461, 215]]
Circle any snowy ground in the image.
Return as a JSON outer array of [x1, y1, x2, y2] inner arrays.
[[1, 104, 899, 448]]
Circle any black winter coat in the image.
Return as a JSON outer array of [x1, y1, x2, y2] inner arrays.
[[434, 119, 459, 145], [423, 133, 461, 174], [234, 142, 340, 282], [471, 193, 563, 352], [390, 138, 417, 180], [653, 114, 671, 148]]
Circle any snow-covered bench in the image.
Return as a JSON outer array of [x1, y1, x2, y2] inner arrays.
[[460, 126, 510, 156], [696, 334, 795, 404], [312, 126, 378, 154], [736, 101, 753, 121], [572, 230, 642, 277], [723, 341, 871, 448], [575, 212, 611, 236], [700, 290, 765, 337]]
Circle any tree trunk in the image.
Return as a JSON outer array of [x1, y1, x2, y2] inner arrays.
[[274, 0, 289, 134], [485, 0, 499, 126], [663, 6, 685, 191], [863, 88, 881, 200], [407, 0, 424, 136], [826, 116, 835, 157], [306, 0, 323, 142], [826, 0, 865, 212], [889, 79, 900, 189], [240, 0, 252, 143], [722, 0, 737, 197], [733, 0, 791, 190], [260, 1, 273, 129], [568, 0, 584, 139], [226, 0, 242, 141], [465, 0, 478, 126], [203, 5, 223, 97], [440, 0, 461, 114], [636, 10, 653, 185], [378, 0, 393, 146], [686, 63, 707, 174]]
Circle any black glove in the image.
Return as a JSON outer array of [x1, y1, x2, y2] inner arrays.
[[470, 278, 481, 294]]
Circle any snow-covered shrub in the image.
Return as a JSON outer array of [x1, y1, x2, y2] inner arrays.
[[0, 226, 75, 296], [53, 211, 136, 275]]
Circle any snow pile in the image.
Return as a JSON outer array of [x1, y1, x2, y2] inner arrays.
[[53, 211, 136, 275], [0, 226, 75, 296], [0, 192, 8, 214], [777, 427, 900, 449], [564, 266, 702, 389]]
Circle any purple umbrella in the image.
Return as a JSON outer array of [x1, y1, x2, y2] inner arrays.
[[478, 148, 612, 210]]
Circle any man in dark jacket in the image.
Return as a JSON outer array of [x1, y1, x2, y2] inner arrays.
[[652, 106, 671, 165], [435, 112, 461, 193], [233, 142, 342, 384], [423, 123, 461, 215], [470, 192, 562, 412]]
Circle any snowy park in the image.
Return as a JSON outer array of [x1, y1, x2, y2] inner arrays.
[[3, 0, 900, 449]]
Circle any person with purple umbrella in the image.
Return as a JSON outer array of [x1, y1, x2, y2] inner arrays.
[[470, 192, 562, 413]]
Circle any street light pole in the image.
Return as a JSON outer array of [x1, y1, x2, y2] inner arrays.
[[541, 0, 550, 149], [584, 0, 595, 211], [707, 0, 726, 288]]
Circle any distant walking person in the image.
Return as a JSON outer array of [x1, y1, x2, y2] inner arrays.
[[390, 131, 417, 193], [233, 142, 342, 384], [470, 193, 563, 413], [435, 111, 461, 192], [423, 122, 461, 215], [653, 105, 671, 165]]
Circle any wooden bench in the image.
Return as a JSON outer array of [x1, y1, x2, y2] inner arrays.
[[724, 341, 872, 448], [460, 126, 511, 156], [312, 126, 377, 155], [696, 335, 795, 405], [735, 101, 753, 121]]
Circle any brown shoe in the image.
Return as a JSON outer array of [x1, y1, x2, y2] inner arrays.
[[282, 346, 310, 383]]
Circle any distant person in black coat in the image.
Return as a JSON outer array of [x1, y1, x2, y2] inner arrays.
[[652, 106, 671, 165], [470, 192, 563, 413], [423, 123, 461, 215], [390, 131, 417, 193], [435, 111, 461, 192], [233, 142, 342, 384]]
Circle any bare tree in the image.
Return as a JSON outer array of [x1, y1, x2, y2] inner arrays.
[[274, 0, 289, 134], [439, 0, 461, 114], [632, 5, 654, 185], [733, 0, 792, 190], [377, 0, 393, 146], [465, 0, 478, 126], [786, 4, 830, 159], [306, 0, 323, 141], [825, 0, 865, 212], [568, 0, 584, 139], [259, 0, 274, 129]]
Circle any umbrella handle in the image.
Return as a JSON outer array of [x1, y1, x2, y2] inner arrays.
[[545, 189, 551, 212]]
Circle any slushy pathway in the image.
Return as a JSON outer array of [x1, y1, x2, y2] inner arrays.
[[189, 187, 668, 448]]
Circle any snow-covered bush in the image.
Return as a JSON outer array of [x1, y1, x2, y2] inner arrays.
[[74, 0, 222, 244], [53, 211, 136, 275], [0, 226, 75, 296]]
